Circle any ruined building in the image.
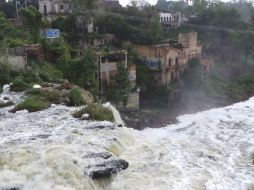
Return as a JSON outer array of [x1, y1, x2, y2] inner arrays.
[[159, 12, 183, 29], [135, 32, 203, 86]]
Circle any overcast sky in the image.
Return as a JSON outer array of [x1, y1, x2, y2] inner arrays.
[[119, 0, 158, 7]]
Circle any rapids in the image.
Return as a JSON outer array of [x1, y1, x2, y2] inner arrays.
[[1, 85, 254, 190]]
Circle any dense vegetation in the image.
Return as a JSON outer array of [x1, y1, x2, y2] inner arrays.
[[1, 0, 254, 112]]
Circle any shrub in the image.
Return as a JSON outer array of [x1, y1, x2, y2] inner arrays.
[[72, 104, 114, 122], [69, 87, 85, 106], [12, 97, 48, 112], [10, 77, 30, 92], [26, 88, 61, 104], [37, 63, 63, 82], [26, 88, 40, 95], [0, 63, 11, 85], [7, 39, 24, 48], [0, 86, 3, 94]]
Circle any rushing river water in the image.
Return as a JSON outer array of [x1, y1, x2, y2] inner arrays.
[[1, 85, 254, 190]]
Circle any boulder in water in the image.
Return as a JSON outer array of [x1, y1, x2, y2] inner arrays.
[[86, 122, 116, 130], [1, 187, 21, 190], [3, 96, 10, 101], [86, 159, 129, 180], [0, 101, 14, 108], [83, 152, 113, 159]]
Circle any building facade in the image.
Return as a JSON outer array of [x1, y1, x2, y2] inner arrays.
[[95, 50, 128, 91], [135, 32, 202, 86], [178, 32, 202, 60], [159, 12, 182, 29], [95, 50, 139, 110], [38, 0, 70, 15]]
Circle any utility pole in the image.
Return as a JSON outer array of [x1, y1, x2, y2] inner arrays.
[[15, 0, 28, 19]]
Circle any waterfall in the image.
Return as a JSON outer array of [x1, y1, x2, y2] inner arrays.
[[0, 91, 254, 190]]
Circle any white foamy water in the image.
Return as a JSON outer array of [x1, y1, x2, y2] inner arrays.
[[1, 87, 254, 190]]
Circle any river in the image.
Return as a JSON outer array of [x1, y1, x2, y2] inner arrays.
[[0, 86, 254, 190]]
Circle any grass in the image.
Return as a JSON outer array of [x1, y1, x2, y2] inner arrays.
[[72, 104, 114, 122], [26, 88, 61, 104], [10, 77, 30, 92], [12, 97, 48, 113], [69, 87, 85, 106], [36, 63, 63, 83]]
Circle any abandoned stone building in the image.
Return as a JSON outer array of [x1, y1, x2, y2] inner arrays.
[[95, 50, 128, 92], [0, 44, 43, 71], [159, 12, 182, 29], [95, 50, 139, 110], [135, 32, 203, 86], [38, 0, 120, 16]]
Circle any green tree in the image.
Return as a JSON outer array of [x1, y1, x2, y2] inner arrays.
[[192, 0, 208, 15], [107, 63, 130, 107], [73, 0, 98, 10], [64, 50, 98, 95], [0, 11, 13, 47], [20, 7, 43, 42]]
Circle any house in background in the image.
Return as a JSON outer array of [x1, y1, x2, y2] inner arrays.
[[159, 12, 182, 29], [0, 44, 44, 70], [38, 0, 71, 21], [135, 32, 202, 86]]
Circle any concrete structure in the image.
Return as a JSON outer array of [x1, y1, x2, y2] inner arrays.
[[159, 12, 182, 29], [179, 32, 202, 60], [0, 45, 44, 70], [82, 34, 115, 49], [38, 0, 71, 21], [135, 32, 202, 86], [95, 50, 139, 110], [126, 91, 139, 110], [96, 50, 128, 91], [39, 0, 70, 15], [128, 63, 137, 89], [0, 48, 27, 70]]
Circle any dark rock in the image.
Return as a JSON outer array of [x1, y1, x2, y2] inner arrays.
[[88, 167, 118, 180], [117, 124, 123, 128], [0, 101, 14, 108], [73, 160, 78, 165], [29, 134, 51, 140], [83, 152, 113, 160], [2, 187, 21, 190], [35, 134, 51, 139], [86, 159, 129, 180], [3, 97, 10, 100], [86, 122, 116, 130]]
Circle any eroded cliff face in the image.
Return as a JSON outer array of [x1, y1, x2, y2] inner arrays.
[[1, 85, 254, 190]]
